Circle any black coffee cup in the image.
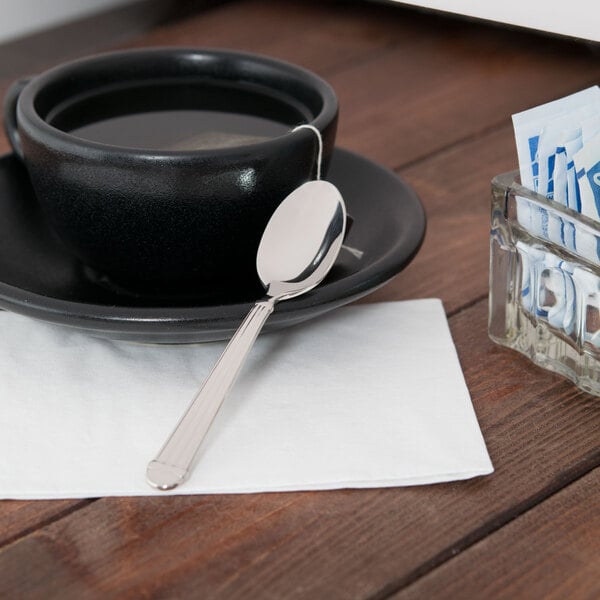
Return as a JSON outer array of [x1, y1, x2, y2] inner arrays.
[[3, 48, 338, 290]]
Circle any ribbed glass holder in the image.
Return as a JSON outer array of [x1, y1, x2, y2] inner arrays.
[[489, 171, 600, 396]]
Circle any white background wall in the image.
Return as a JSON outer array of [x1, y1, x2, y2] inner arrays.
[[0, 0, 141, 44], [391, 1, 599, 42]]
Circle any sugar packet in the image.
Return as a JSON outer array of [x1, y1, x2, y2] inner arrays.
[[574, 132, 600, 220], [510, 89, 600, 348], [512, 86, 600, 193], [535, 104, 600, 202], [515, 241, 576, 335]]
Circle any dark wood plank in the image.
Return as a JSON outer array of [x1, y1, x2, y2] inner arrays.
[[363, 124, 515, 313], [0, 500, 92, 548], [123, 0, 407, 74], [330, 19, 600, 168], [397, 469, 600, 600], [0, 300, 597, 599]]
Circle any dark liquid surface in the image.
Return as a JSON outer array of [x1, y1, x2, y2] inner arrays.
[[69, 110, 291, 150]]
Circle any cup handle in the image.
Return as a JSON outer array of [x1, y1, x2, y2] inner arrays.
[[3, 77, 32, 161]]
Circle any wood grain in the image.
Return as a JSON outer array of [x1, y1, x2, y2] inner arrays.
[[0, 500, 92, 549], [364, 124, 517, 313], [397, 468, 600, 600], [0, 1, 599, 598]]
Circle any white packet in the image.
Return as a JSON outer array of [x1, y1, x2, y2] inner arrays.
[[574, 131, 600, 221], [516, 242, 576, 336], [553, 146, 568, 205], [537, 128, 573, 200], [582, 114, 600, 144], [572, 266, 600, 348], [536, 103, 600, 200], [565, 135, 584, 212], [512, 86, 600, 192], [539, 129, 576, 244]]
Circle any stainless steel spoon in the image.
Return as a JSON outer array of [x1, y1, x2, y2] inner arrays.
[[147, 180, 347, 490]]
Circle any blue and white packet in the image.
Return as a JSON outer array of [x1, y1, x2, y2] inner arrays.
[[572, 265, 600, 348], [512, 87, 600, 334], [574, 132, 600, 222], [516, 242, 576, 336], [565, 136, 584, 214], [537, 104, 600, 200], [512, 86, 600, 193], [581, 114, 600, 145], [513, 87, 600, 240], [512, 86, 600, 238]]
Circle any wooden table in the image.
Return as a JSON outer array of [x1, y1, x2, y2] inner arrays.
[[1, 1, 598, 597]]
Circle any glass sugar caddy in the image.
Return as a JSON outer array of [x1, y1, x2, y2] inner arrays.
[[489, 171, 600, 396]]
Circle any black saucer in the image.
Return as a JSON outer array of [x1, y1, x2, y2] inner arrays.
[[0, 148, 425, 343]]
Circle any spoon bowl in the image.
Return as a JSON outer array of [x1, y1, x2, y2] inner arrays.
[[258, 180, 346, 300]]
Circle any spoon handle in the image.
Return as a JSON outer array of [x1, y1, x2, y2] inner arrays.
[[146, 297, 276, 490]]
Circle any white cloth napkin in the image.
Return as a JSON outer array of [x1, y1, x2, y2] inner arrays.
[[0, 299, 493, 499]]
